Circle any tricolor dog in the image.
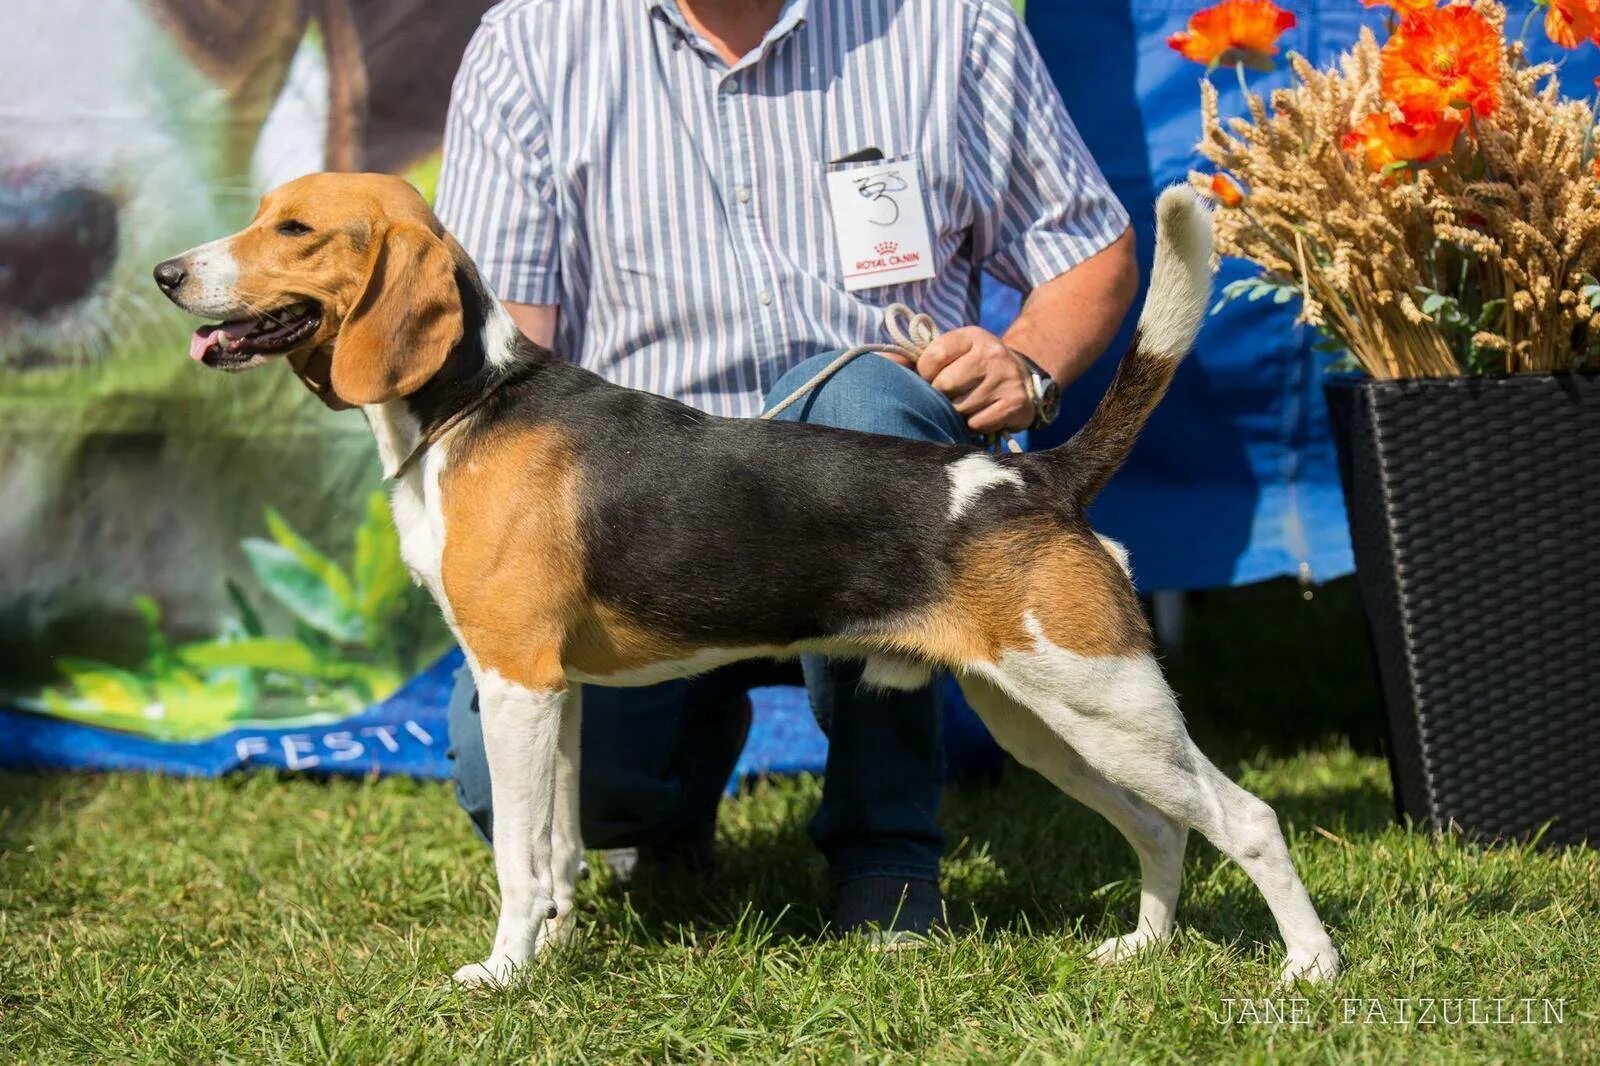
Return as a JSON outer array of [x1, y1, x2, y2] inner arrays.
[[153, 172, 1340, 988]]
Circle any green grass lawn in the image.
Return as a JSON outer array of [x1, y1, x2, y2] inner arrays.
[[3, 581, 1597, 1062]]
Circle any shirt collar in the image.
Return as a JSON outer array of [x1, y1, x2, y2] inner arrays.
[[648, 0, 810, 62]]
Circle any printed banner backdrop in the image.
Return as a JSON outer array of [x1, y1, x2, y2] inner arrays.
[[0, 0, 496, 772], [6, 2, 1595, 778]]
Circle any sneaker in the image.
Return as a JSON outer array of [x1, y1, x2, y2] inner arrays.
[[600, 822, 720, 885], [833, 876, 943, 947], [599, 694, 751, 885]]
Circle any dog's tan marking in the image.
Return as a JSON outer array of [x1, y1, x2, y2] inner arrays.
[[563, 603, 700, 681], [889, 520, 1150, 664], [440, 425, 704, 685], [440, 425, 585, 693]]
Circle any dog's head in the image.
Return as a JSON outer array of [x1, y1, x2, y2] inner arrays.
[[153, 171, 465, 407]]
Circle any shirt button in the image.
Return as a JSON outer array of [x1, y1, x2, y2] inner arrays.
[[736, 187, 752, 204], [758, 291, 773, 306], [721, 80, 739, 95]]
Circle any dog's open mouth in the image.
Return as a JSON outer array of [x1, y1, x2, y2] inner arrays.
[[188, 302, 321, 369]]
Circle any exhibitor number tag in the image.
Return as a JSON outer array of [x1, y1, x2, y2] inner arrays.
[[825, 158, 937, 292]]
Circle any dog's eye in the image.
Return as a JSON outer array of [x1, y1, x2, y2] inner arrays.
[[276, 220, 312, 237]]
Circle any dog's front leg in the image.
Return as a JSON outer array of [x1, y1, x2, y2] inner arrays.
[[452, 668, 567, 988]]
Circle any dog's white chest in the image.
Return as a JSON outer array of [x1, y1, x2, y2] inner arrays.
[[365, 401, 450, 609], [386, 450, 452, 623]]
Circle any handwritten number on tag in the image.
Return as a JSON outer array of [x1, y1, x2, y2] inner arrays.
[[853, 170, 908, 226], [826, 159, 935, 290]]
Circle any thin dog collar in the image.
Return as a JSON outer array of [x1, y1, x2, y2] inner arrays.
[[389, 383, 500, 482]]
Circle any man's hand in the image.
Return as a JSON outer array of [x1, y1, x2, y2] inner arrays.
[[905, 327, 1035, 435]]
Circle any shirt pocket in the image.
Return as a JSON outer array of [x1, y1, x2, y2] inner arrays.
[[819, 153, 965, 288]]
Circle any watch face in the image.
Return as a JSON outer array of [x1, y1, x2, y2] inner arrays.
[[1038, 379, 1061, 423]]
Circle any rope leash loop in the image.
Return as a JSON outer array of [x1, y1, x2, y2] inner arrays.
[[760, 303, 1023, 455]]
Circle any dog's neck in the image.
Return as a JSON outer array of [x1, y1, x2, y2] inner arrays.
[[364, 266, 549, 480]]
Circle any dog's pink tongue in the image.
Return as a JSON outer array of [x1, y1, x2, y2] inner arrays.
[[189, 320, 256, 361], [189, 328, 227, 362]]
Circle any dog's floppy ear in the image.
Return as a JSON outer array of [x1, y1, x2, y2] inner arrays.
[[330, 222, 462, 406]]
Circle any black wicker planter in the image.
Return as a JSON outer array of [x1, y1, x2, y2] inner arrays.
[[1325, 374, 1599, 847]]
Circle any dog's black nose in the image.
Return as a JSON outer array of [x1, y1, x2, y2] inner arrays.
[[153, 258, 187, 293], [0, 181, 119, 316]]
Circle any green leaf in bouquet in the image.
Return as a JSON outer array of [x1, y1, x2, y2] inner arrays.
[[353, 490, 412, 630], [1211, 278, 1258, 315], [263, 507, 358, 611], [241, 538, 365, 643], [1476, 299, 1506, 330]]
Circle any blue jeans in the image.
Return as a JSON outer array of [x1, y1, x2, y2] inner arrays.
[[446, 351, 969, 885]]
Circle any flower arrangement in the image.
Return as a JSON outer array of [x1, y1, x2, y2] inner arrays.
[[1173, 0, 1600, 378]]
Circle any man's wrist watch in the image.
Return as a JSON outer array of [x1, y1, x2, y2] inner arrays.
[[1014, 351, 1061, 429]]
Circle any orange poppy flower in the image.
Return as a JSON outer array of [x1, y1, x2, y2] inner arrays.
[[1544, 0, 1600, 49], [1209, 173, 1247, 207], [1380, 6, 1503, 121], [1342, 111, 1464, 172], [1167, 0, 1297, 70], [1360, 0, 1439, 14]]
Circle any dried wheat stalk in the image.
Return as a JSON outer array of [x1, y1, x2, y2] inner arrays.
[[1190, 13, 1600, 378]]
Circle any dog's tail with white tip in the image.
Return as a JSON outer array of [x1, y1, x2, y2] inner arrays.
[[1045, 185, 1213, 505]]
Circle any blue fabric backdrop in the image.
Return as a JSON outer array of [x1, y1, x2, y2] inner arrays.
[[6, 2, 1594, 778]]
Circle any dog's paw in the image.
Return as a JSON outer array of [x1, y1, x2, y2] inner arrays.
[[450, 955, 524, 989], [1090, 930, 1166, 965], [1279, 945, 1341, 987]]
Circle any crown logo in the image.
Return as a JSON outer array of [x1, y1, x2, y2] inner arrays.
[[874, 241, 899, 255]]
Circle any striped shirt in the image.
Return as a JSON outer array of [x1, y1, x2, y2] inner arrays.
[[436, 0, 1129, 418]]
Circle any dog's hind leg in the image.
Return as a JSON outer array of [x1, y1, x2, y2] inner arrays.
[[451, 664, 566, 988], [971, 640, 1340, 985], [958, 673, 1188, 963]]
